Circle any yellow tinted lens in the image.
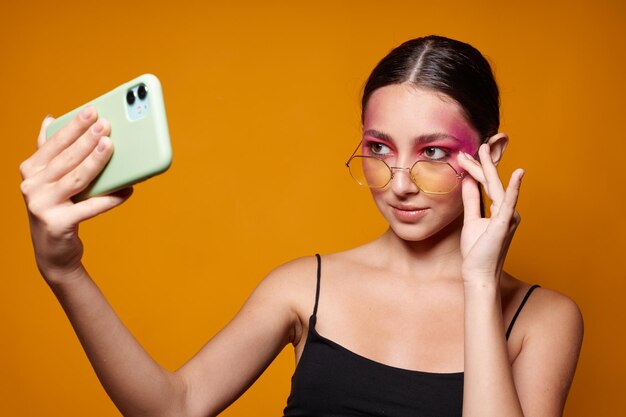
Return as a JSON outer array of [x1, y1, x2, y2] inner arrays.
[[348, 156, 390, 188], [411, 161, 459, 194]]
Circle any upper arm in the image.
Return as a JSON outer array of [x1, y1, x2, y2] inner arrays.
[[511, 289, 584, 417], [174, 256, 315, 417]]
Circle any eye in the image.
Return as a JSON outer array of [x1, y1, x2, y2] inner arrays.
[[422, 146, 449, 161], [366, 141, 392, 156]]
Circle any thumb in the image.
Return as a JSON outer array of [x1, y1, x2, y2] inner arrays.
[[66, 187, 134, 224]]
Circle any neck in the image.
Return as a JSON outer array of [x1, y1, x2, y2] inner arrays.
[[374, 214, 464, 280]]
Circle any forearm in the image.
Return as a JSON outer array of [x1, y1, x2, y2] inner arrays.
[[462, 282, 524, 417], [47, 265, 187, 417]]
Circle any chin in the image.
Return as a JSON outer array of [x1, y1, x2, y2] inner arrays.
[[370, 188, 465, 243], [382, 207, 465, 243], [388, 222, 447, 242]]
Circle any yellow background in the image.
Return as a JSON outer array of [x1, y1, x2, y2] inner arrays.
[[2, 0, 624, 415]]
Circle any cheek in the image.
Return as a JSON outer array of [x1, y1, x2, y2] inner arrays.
[[423, 186, 465, 216], [369, 187, 386, 201]]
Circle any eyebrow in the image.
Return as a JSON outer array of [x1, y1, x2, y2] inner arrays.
[[362, 129, 461, 145]]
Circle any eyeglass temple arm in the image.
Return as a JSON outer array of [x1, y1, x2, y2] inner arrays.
[[345, 140, 363, 167]]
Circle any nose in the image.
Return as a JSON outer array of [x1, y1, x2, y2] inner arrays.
[[389, 166, 419, 195]]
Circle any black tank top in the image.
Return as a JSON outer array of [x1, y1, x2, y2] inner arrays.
[[283, 254, 540, 417]]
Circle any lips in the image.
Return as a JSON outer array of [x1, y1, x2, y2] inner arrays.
[[391, 204, 428, 211], [390, 204, 429, 222]]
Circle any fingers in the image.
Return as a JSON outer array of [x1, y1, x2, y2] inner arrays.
[[457, 144, 505, 214], [495, 168, 524, 224], [458, 148, 524, 227], [477, 144, 505, 206], [21, 115, 57, 180], [461, 174, 482, 223], [457, 150, 486, 183], [55, 135, 114, 202], [482, 168, 523, 244], [21, 108, 113, 207], [21, 133, 115, 214], [66, 187, 134, 224], [22, 106, 98, 178], [42, 118, 111, 183]]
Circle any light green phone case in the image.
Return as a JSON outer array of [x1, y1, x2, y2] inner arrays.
[[46, 74, 172, 201]]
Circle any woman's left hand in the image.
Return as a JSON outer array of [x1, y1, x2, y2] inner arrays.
[[456, 141, 525, 285]]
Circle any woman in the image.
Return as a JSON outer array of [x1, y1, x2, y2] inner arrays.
[[20, 35, 583, 417]]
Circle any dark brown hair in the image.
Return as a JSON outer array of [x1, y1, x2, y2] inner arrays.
[[362, 35, 500, 141]]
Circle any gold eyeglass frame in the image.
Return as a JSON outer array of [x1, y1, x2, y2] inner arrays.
[[345, 141, 466, 195]]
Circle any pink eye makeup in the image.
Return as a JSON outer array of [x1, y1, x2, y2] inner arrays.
[[414, 137, 463, 162], [416, 136, 478, 163], [360, 129, 480, 164], [454, 137, 479, 156], [362, 139, 395, 158], [420, 146, 452, 161]]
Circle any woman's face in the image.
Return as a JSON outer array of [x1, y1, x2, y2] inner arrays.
[[361, 83, 481, 242]]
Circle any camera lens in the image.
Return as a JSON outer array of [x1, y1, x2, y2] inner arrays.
[[137, 84, 147, 100], [126, 90, 136, 105]]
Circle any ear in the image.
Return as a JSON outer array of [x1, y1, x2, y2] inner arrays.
[[485, 132, 509, 166]]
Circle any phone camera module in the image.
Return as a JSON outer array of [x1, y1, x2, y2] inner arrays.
[[126, 82, 151, 121], [137, 84, 148, 100], [126, 90, 136, 105]]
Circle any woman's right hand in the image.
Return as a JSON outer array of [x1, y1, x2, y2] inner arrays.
[[19, 108, 301, 417], [20, 107, 133, 284]]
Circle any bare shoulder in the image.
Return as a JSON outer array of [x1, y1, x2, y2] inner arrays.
[[259, 248, 371, 308], [502, 274, 583, 339], [502, 274, 584, 387], [502, 278, 584, 413], [260, 255, 320, 296], [258, 249, 370, 308], [261, 247, 378, 299], [517, 283, 584, 340], [501, 274, 584, 372], [253, 256, 320, 339], [526, 286, 584, 346], [315, 242, 383, 271]]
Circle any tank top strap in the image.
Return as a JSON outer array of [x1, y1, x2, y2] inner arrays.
[[505, 284, 540, 340], [312, 254, 322, 319]]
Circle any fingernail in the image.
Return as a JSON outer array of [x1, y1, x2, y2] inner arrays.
[[462, 151, 473, 159], [92, 121, 104, 134], [96, 137, 108, 152], [80, 106, 93, 120]]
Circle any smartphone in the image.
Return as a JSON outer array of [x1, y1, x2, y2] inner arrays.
[[46, 74, 172, 201]]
